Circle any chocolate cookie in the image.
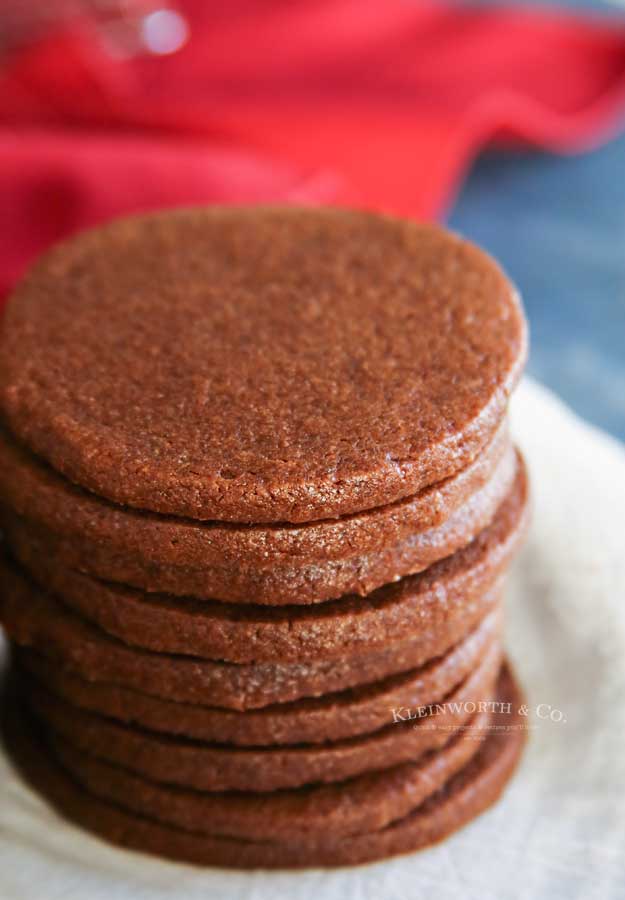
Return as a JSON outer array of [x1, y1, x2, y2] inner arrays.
[[0, 423, 513, 604], [0, 557, 504, 710], [2, 664, 526, 868], [44, 704, 491, 841], [2, 438, 515, 606], [0, 207, 526, 523], [5, 456, 526, 662], [24, 639, 501, 792], [16, 606, 500, 745]]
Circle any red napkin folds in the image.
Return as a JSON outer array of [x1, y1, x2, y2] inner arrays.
[[1, 0, 625, 300]]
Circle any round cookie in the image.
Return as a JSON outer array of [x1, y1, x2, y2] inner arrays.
[[0, 557, 505, 710], [0, 206, 527, 523], [16, 606, 500, 745], [0, 422, 512, 605], [2, 665, 526, 868], [44, 704, 491, 841], [5, 456, 527, 663], [2, 437, 515, 606], [24, 640, 501, 792]]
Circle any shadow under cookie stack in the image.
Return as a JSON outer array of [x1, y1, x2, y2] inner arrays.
[[0, 207, 529, 869]]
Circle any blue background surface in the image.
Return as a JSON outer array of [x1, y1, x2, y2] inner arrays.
[[447, 1, 625, 441]]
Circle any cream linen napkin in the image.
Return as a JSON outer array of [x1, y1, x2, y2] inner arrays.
[[1, 377, 624, 900]]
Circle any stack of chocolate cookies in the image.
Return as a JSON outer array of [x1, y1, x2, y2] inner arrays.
[[0, 207, 529, 868]]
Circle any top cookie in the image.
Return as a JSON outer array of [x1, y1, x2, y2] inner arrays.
[[0, 207, 526, 523]]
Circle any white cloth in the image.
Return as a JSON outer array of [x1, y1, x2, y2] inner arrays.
[[1, 377, 624, 900]]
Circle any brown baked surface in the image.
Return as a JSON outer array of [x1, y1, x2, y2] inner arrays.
[[16, 607, 500, 746], [4, 454, 527, 663], [22, 640, 501, 792], [0, 556, 505, 710], [0, 421, 511, 605], [2, 663, 526, 868], [0, 207, 526, 523], [2, 437, 516, 606], [2, 588, 506, 718], [43, 704, 492, 842]]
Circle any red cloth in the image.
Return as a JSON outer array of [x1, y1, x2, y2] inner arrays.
[[2, 0, 625, 299]]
